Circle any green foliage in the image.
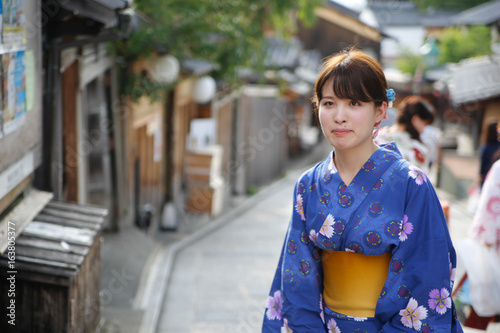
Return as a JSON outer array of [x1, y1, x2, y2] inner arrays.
[[247, 185, 259, 196], [395, 47, 422, 75], [437, 25, 492, 64], [413, 0, 491, 10], [114, 0, 324, 99]]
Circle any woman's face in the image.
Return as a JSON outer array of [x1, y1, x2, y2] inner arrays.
[[318, 79, 386, 154], [411, 115, 428, 134]]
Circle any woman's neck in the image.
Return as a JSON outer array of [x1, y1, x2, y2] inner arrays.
[[334, 142, 379, 186]]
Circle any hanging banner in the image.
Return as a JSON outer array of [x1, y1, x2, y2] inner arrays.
[[2, 49, 26, 136], [1, 0, 25, 47]]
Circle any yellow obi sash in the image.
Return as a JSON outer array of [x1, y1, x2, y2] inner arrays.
[[322, 250, 392, 317]]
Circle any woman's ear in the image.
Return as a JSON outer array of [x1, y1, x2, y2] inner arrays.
[[375, 101, 388, 124]]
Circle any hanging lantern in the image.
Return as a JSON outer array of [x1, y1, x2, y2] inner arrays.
[[149, 54, 180, 84], [192, 76, 216, 104]]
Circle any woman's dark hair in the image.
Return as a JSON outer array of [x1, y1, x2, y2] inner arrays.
[[312, 48, 389, 112], [396, 96, 435, 141]]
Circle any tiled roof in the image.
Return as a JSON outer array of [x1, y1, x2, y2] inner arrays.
[[452, 0, 500, 25], [368, 1, 422, 26], [447, 55, 500, 105], [421, 9, 460, 27], [367, 1, 458, 27], [326, 0, 361, 19]]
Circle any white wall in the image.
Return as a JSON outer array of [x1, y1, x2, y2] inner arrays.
[[381, 26, 426, 66]]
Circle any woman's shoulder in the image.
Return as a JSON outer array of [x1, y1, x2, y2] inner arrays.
[[296, 151, 333, 185], [385, 156, 431, 188]]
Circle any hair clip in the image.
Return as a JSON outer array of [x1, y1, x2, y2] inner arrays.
[[386, 89, 395, 102], [386, 89, 395, 108]]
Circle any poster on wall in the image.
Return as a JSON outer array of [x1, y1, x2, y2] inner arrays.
[[1, 0, 25, 47], [2, 49, 25, 136]]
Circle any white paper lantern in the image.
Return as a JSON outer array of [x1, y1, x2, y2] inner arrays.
[[192, 76, 216, 104], [149, 55, 180, 84]]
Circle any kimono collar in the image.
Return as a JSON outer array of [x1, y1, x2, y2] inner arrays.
[[323, 142, 402, 187]]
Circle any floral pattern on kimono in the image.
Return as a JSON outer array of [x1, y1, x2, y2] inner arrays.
[[469, 159, 500, 254], [262, 143, 463, 332]]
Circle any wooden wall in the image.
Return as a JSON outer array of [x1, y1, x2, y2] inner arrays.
[[127, 95, 165, 211], [213, 95, 234, 184], [234, 86, 288, 194], [172, 79, 198, 203]]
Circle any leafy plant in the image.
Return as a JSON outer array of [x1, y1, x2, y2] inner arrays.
[[395, 47, 422, 75], [437, 25, 491, 64], [113, 0, 324, 99]]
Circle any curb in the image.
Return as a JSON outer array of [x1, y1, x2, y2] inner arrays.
[[136, 167, 306, 333]]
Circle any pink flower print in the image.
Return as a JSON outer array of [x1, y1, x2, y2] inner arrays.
[[399, 215, 413, 242], [295, 194, 306, 221], [327, 318, 341, 333], [487, 197, 500, 215], [309, 229, 318, 245], [281, 318, 293, 333], [320, 214, 336, 238], [408, 165, 427, 186], [428, 288, 451, 314], [266, 290, 282, 320], [399, 297, 428, 330]]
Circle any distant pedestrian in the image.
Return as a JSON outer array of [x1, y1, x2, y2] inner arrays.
[[374, 95, 436, 174], [479, 119, 500, 188], [454, 159, 500, 329], [262, 48, 463, 332]]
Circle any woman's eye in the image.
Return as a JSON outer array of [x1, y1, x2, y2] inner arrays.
[[322, 101, 333, 107], [350, 101, 360, 106]]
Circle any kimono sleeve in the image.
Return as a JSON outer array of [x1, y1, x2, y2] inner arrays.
[[376, 167, 463, 332], [262, 179, 326, 332]]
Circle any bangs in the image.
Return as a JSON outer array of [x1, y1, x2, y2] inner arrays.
[[325, 60, 380, 102], [314, 50, 387, 107]]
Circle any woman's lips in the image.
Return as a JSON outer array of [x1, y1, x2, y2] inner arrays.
[[333, 129, 351, 135]]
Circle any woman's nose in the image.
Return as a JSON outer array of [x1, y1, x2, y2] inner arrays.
[[334, 108, 347, 123]]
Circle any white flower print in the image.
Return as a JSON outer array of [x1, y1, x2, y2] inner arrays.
[[319, 294, 325, 323], [320, 214, 336, 238], [353, 316, 367, 322], [399, 297, 428, 330], [295, 194, 306, 221], [327, 318, 341, 333], [309, 229, 319, 245], [281, 318, 293, 333]]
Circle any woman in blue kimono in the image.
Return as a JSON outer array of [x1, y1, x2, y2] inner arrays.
[[262, 49, 463, 332]]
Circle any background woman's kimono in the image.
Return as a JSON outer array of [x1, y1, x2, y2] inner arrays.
[[454, 159, 500, 317], [469, 159, 500, 252], [375, 127, 430, 174], [262, 143, 463, 332]]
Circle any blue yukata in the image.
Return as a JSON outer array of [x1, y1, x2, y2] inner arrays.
[[262, 143, 463, 332]]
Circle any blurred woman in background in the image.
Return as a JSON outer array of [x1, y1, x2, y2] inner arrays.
[[375, 95, 435, 174]]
